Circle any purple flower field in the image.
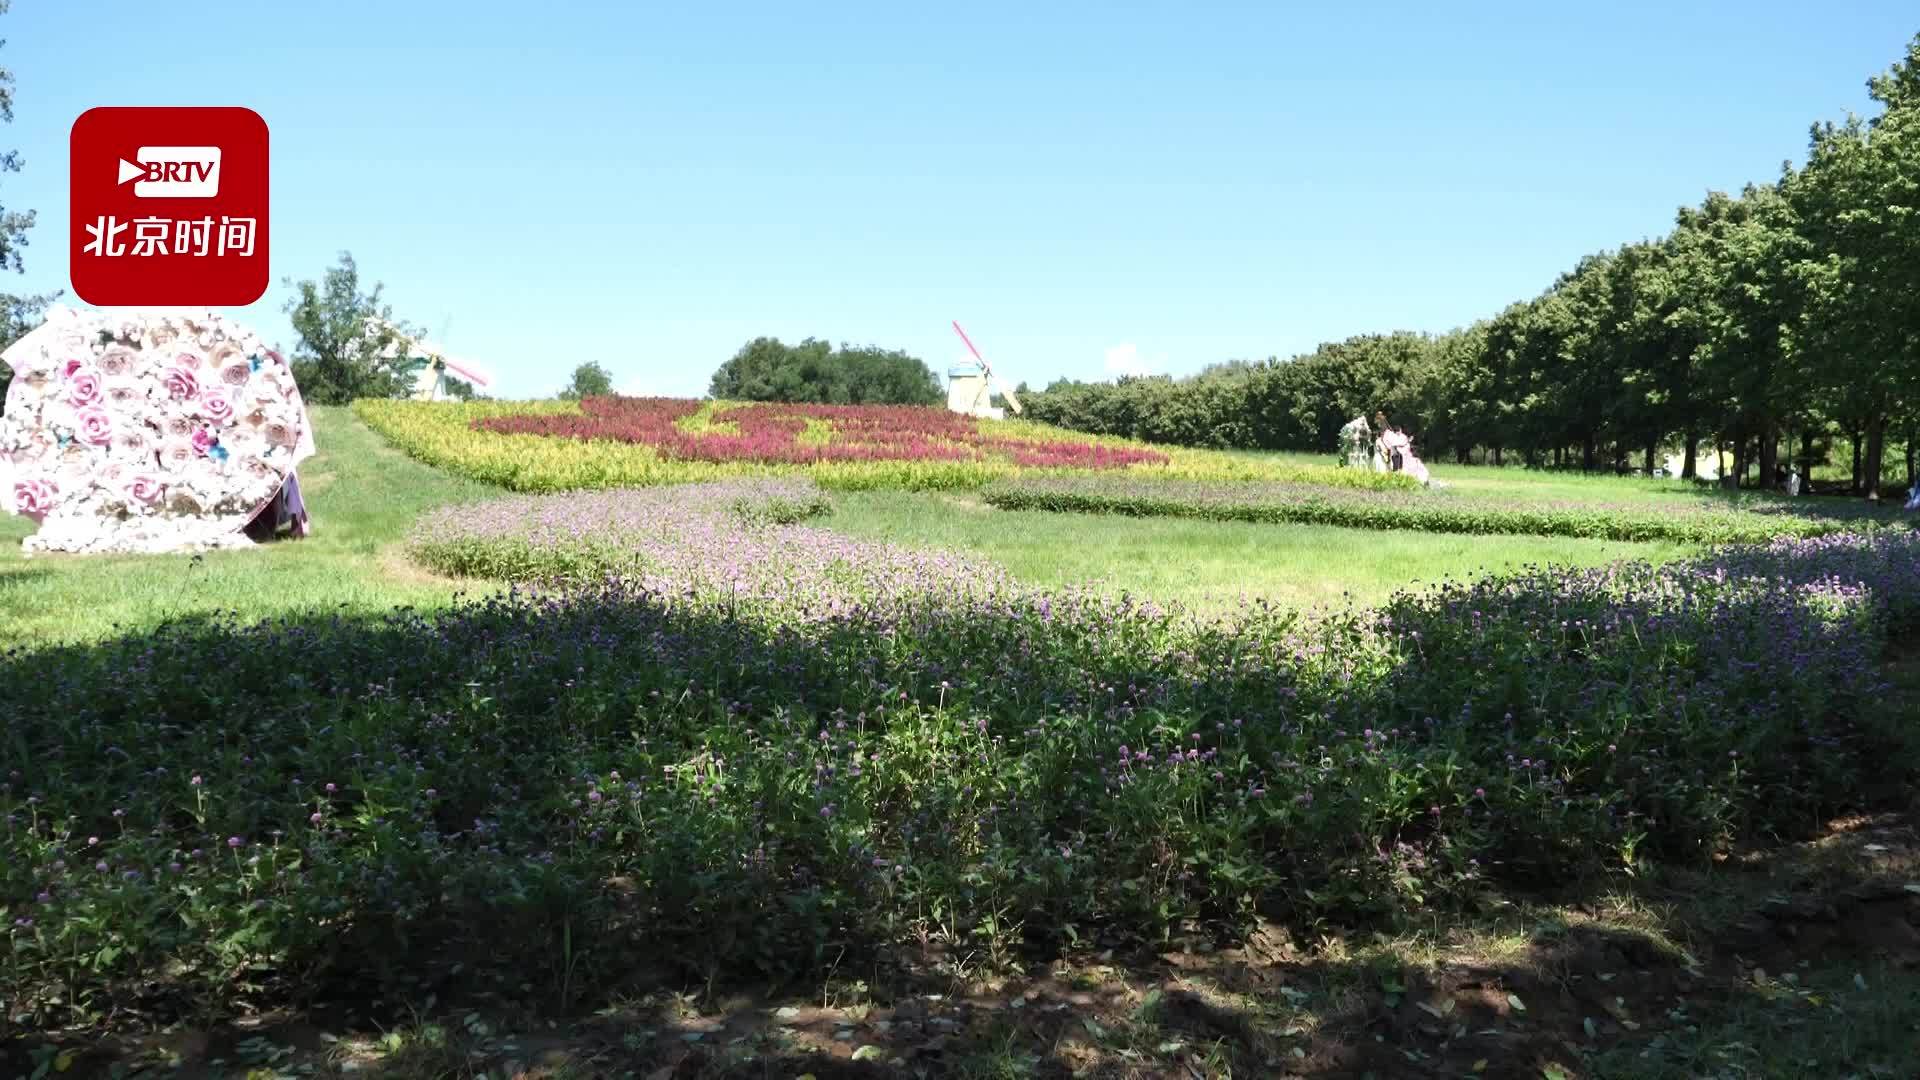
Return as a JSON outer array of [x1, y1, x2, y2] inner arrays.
[[408, 479, 1017, 620], [4, 481, 1918, 1029]]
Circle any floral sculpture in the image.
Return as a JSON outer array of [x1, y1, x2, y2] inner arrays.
[[0, 306, 315, 554]]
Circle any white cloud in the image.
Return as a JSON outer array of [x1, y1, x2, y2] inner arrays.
[[1103, 343, 1156, 378]]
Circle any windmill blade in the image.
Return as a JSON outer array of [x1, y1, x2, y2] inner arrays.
[[951, 320, 1023, 415], [991, 373, 1022, 415]]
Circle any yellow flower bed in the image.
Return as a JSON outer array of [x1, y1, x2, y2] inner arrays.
[[353, 398, 1416, 493]]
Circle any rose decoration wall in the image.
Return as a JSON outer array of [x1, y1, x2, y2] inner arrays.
[[0, 306, 315, 554]]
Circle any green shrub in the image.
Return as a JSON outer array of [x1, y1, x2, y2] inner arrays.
[[980, 474, 1909, 545]]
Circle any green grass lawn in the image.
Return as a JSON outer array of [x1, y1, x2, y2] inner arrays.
[[823, 490, 1690, 613], [0, 407, 1703, 643], [0, 406, 497, 646]]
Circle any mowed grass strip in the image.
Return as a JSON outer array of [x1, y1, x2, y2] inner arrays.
[[822, 490, 1691, 613], [0, 406, 497, 646]]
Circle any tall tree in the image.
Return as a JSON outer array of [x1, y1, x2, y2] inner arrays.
[[1667, 184, 1805, 487], [0, 1, 54, 410], [281, 253, 419, 405], [1792, 34, 1920, 499], [559, 361, 615, 400]]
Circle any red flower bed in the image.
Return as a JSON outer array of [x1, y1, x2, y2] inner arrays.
[[471, 397, 1169, 469]]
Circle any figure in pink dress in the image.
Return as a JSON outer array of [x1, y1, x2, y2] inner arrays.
[[1372, 412, 1431, 485]]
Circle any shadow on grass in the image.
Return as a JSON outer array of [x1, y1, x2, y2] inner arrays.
[[0, 565, 51, 593], [1661, 484, 1919, 527], [11, 814, 1914, 1078]]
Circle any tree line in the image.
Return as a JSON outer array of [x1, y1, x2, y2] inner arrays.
[[1025, 35, 1920, 499]]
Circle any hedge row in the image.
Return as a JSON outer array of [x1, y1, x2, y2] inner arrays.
[[980, 474, 1909, 545]]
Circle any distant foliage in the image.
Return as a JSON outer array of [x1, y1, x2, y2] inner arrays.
[[0, 6, 52, 416], [1024, 34, 1920, 499], [558, 361, 614, 401], [708, 337, 942, 406], [1023, 332, 1440, 454], [281, 252, 419, 405]]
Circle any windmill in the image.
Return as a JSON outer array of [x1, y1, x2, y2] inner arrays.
[[949, 320, 1023, 418]]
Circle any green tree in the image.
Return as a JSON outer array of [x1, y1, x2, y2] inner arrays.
[[1667, 184, 1805, 487], [708, 337, 940, 405], [282, 252, 419, 405], [1791, 34, 1920, 499], [0, 2, 52, 412], [558, 361, 615, 400]]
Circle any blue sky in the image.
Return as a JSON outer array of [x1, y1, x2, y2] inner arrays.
[[2, 2, 1913, 398]]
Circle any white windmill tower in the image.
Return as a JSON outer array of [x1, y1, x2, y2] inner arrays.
[[948, 321, 1023, 420]]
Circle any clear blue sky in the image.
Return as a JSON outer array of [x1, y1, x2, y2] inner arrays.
[[2, 2, 1913, 398]]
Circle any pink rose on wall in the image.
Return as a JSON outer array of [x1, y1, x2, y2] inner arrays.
[[200, 388, 235, 426], [163, 413, 196, 439], [163, 366, 199, 402], [11, 476, 57, 518], [76, 407, 113, 446], [173, 349, 204, 371], [190, 428, 216, 457], [67, 369, 102, 408], [61, 358, 85, 379], [220, 360, 251, 387], [124, 473, 166, 507]]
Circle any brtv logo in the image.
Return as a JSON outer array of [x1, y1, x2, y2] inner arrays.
[[116, 146, 223, 198]]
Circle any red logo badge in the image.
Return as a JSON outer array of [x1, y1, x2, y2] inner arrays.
[[69, 107, 269, 306]]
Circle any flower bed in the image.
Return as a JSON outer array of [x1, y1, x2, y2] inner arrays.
[[981, 473, 1911, 545], [474, 396, 1173, 470], [406, 479, 1007, 614], [5, 513, 1916, 1026], [354, 397, 1416, 493]]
